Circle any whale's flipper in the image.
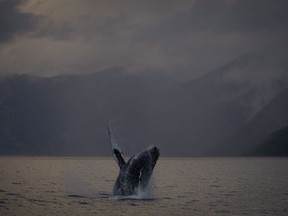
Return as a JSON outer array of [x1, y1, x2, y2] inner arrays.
[[108, 124, 126, 168]]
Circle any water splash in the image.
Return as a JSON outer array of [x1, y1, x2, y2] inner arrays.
[[111, 176, 156, 200], [110, 191, 155, 200]]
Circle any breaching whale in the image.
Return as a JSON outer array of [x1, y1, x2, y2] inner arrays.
[[108, 124, 160, 196]]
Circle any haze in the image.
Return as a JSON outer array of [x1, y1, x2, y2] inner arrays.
[[0, 0, 288, 156]]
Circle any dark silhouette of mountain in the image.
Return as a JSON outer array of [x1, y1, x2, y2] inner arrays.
[[246, 126, 288, 156], [0, 54, 287, 156], [217, 87, 288, 155], [0, 74, 64, 155], [0, 68, 176, 156], [147, 54, 288, 155]]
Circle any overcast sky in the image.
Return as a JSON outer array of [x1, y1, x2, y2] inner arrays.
[[0, 0, 287, 77]]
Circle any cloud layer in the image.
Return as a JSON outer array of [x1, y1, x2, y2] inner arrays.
[[0, 0, 38, 42], [0, 0, 287, 77]]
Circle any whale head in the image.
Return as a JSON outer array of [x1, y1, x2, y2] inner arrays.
[[146, 146, 160, 167]]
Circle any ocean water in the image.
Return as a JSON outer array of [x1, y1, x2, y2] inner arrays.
[[0, 157, 288, 215]]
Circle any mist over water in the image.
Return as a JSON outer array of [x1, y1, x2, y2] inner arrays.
[[1, 157, 288, 215]]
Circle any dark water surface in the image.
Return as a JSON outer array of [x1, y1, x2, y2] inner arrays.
[[0, 157, 287, 215]]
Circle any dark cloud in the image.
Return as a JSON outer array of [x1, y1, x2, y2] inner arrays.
[[33, 20, 75, 40], [0, 0, 38, 42], [217, 0, 288, 33], [32, 8, 142, 42], [0, 0, 287, 77], [138, 0, 288, 40]]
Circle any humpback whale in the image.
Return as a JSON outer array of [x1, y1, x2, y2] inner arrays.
[[108, 124, 160, 196]]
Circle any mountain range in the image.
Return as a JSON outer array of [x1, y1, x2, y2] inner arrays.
[[246, 126, 288, 156], [0, 54, 287, 156]]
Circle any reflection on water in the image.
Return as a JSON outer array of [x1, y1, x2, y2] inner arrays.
[[0, 157, 288, 215]]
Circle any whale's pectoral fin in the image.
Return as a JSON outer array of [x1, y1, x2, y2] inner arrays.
[[113, 149, 126, 168], [108, 123, 126, 168]]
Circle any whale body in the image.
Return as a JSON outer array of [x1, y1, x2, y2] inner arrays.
[[108, 125, 160, 196]]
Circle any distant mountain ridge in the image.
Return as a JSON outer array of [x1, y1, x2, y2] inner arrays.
[[0, 54, 287, 156], [0, 68, 177, 155], [247, 126, 288, 156], [218, 87, 288, 155], [147, 54, 288, 155]]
